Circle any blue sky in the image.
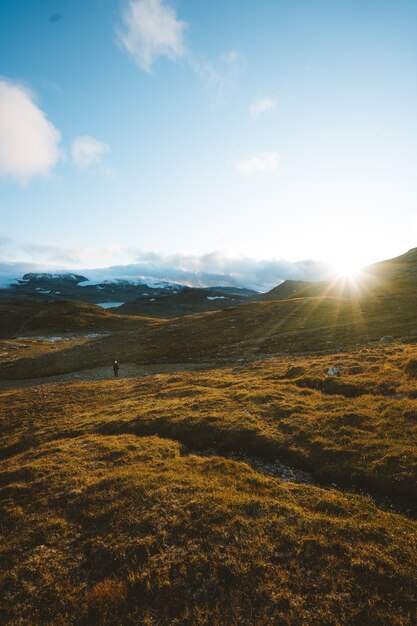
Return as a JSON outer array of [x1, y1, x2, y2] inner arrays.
[[0, 0, 416, 282]]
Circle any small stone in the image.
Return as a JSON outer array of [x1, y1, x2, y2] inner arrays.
[[326, 367, 341, 376]]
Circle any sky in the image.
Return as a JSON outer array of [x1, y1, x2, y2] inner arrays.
[[0, 0, 416, 286]]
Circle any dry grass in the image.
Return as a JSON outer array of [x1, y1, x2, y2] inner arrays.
[[1, 434, 416, 625], [2, 286, 417, 381], [2, 344, 417, 504], [1, 289, 417, 624], [0, 300, 160, 340]]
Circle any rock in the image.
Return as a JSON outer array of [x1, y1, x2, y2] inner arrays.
[[380, 336, 394, 342], [326, 367, 341, 376]]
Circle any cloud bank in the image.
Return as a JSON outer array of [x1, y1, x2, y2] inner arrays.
[[72, 251, 332, 291], [237, 151, 279, 174], [125, 250, 333, 290], [71, 135, 110, 169], [0, 243, 335, 291], [118, 0, 187, 72], [0, 79, 61, 182]]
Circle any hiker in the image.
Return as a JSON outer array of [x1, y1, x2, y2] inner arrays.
[[113, 360, 119, 378]]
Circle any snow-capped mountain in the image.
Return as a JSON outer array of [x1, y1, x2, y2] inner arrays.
[[0, 263, 258, 306]]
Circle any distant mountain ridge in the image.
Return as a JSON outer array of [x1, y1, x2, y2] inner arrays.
[[1, 248, 417, 316], [0, 269, 259, 316], [0, 271, 185, 304]]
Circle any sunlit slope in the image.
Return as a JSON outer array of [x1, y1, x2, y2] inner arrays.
[[2, 284, 417, 380], [2, 346, 417, 624], [366, 247, 417, 281], [258, 279, 325, 300], [260, 247, 417, 302]]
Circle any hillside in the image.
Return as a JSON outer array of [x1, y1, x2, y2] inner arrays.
[[2, 279, 417, 381], [1, 247, 417, 625], [116, 286, 252, 317], [258, 279, 324, 300], [0, 300, 160, 339], [366, 247, 417, 281], [1, 346, 417, 624], [261, 247, 417, 302]]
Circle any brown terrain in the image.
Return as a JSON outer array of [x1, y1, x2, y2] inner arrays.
[[1, 249, 417, 625]]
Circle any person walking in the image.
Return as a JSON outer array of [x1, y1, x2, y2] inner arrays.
[[113, 360, 119, 378]]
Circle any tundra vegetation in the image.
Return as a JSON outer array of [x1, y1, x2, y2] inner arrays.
[[1, 254, 417, 624]]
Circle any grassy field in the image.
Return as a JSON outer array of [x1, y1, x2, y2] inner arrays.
[[3, 282, 417, 381], [2, 262, 417, 624], [1, 342, 417, 624], [1, 433, 416, 625], [2, 344, 417, 503]]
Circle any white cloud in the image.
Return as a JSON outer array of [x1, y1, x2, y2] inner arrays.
[[118, 0, 187, 72], [0, 236, 338, 292], [117, 2, 245, 103], [107, 250, 334, 291], [71, 135, 110, 169], [0, 79, 61, 183], [250, 97, 277, 119], [236, 151, 279, 174]]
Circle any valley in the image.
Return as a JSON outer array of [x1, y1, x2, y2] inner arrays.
[[1, 249, 417, 625]]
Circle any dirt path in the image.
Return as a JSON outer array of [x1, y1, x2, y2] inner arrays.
[[0, 361, 217, 390]]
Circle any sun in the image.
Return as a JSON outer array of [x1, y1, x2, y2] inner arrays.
[[333, 259, 363, 280]]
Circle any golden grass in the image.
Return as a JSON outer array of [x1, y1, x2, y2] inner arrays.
[[3, 286, 417, 381], [1, 434, 416, 625], [1, 294, 417, 623], [2, 344, 417, 504]]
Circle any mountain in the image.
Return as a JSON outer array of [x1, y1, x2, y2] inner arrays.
[[0, 263, 260, 316], [116, 286, 257, 317], [0, 270, 184, 305], [2, 247, 417, 318], [4, 245, 417, 379], [258, 279, 322, 300], [260, 247, 417, 302], [365, 247, 417, 283]]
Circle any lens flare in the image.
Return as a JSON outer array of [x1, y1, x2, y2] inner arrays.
[[334, 260, 363, 279]]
